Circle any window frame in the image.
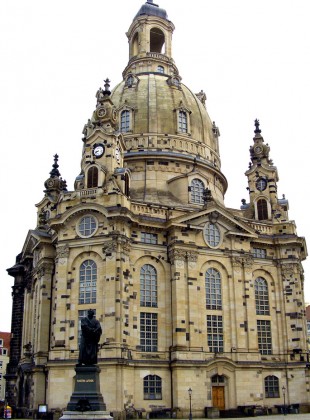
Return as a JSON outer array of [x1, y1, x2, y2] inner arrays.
[[140, 312, 158, 352], [264, 375, 279, 398], [207, 314, 224, 353], [257, 320, 272, 355], [87, 166, 99, 189], [143, 375, 162, 400], [252, 248, 267, 258], [140, 264, 158, 308], [79, 260, 97, 305], [257, 198, 269, 220], [77, 215, 98, 238], [204, 222, 221, 248], [190, 178, 205, 204], [141, 232, 158, 244], [120, 109, 131, 133], [255, 277, 270, 315], [206, 268, 222, 310]]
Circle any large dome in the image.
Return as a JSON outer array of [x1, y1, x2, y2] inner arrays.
[[111, 75, 216, 150]]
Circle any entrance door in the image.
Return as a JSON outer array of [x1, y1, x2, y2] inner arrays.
[[212, 386, 225, 410]]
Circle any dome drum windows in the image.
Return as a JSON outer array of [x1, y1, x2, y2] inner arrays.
[[190, 178, 205, 204], [119, 106, 134, 133], [174, 105, 191, 134]]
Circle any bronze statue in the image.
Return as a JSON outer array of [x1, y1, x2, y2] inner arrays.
[[78, 309, 102, 365]]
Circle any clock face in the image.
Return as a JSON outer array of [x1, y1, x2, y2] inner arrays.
[[93, 144, 105, 158], [96, 106, 106, 118], [254, 145, 263, 154], [256, 178, 267, 191]]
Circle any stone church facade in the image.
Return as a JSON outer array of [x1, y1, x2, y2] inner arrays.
[[6, 1, 309, 417]]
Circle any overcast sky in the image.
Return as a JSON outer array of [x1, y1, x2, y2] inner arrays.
[[0, 0, 309, 332]]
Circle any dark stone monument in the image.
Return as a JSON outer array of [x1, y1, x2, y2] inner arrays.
[[61, 310, 112, 420]]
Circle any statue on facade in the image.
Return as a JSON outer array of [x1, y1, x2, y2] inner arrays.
[[78, 309, 102, 365]]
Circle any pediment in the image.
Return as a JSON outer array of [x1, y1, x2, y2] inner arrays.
[[168, 204, 257, 238], [22, 229, 52, 258]]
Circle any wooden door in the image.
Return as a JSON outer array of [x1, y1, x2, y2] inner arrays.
[[212, 386, 225, 410]]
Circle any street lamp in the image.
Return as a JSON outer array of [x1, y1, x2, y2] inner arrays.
[[188, 388, 192, 420], [282, 385, 287, 416]]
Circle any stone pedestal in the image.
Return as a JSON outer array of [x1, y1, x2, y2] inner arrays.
[[60, 365, 112, 420], [60, 411, 112, 420]]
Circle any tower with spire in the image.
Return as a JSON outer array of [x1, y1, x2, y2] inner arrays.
[[6, 1, 308, 417]]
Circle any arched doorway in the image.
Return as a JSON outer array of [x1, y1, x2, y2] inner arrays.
[[211, 374, 226, 410]]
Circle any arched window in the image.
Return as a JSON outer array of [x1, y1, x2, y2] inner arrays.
[[121, 110, 130, 133], [79, 260, 97, 304], [178, 111, 187, 133], [191, 178, 204, 204], [143, 375, 162, 400], [87, 166, 98, 188], [150, 28, 165, 53], [206, 268, 222, 310], [126, 75, 134, 87], [132, 32, 139, 56], [264, 375, 279, 398], [157, 65, 164, 73], [257, 199, 268, 220], [140, 264, 157, 307], [255, 277, 270, 315], [124, 172, 130, 197]]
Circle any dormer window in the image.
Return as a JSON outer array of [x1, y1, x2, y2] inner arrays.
[[126, 75, 134, 87], [121, 110, 130, 133], [178, 111, 187, 133]]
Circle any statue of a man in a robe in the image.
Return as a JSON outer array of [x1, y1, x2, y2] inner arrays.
[[78, 309, 102, 365]]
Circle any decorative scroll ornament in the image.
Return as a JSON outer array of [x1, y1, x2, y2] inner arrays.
[[102, 241, 117, 255]]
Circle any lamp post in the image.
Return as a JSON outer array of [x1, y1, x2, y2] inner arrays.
[[188, 388, 192, 420], [282, 385, 286, 416]]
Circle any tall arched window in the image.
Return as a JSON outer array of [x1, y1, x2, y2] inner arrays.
[[257, 199, 268, 220], [143, 375, 162, 400], [79, 260, 97, 304], [255, 277, 270, 315], [140, 264, 157, 307], [87, 166, 98, 188], [178, 111, 187, 133], [121, 110, 130, 132], [191, 178, 204, 204], [264, 375, 279, 398], [206, 268, 222, 310], [124, 172, 130, 197]]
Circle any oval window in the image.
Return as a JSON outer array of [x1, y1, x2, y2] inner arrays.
[[204, 222, 221, 247]]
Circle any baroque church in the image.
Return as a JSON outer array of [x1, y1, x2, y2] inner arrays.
[[5, 0, 309, 417]]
